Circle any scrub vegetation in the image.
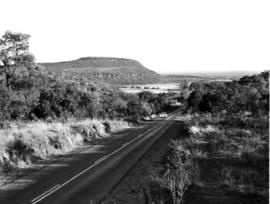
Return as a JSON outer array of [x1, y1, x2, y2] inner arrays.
[[143, 71, 269, 203], [0, 119, 130, 172], [0, 31, 180, 172]]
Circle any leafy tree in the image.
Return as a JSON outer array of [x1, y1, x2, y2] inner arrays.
[[0, 85, 10, 120], [181, 80, 189, 90], [239, 74, 263, 86], [77, 92, 96, 119], [127, 100, 142, 121], [187, 91, 202, 112], [189, 82, 204, 92], [199, 92, 219, 113], [8, 90, 39, 120], [186, 71, 269, 119], [138, 91, 155, 102], [111, 97, 128, 119], [140, 102, 152, 116], [261, 70, 269, 82], [0, 31, 34, 89]]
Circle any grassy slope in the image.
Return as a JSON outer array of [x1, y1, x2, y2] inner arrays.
[[0, 119, 130, 172], [184, 114, 269, 203], [142, 114, 268, 204], [161, 114, 268, 203], [40, 57, 163, 84]]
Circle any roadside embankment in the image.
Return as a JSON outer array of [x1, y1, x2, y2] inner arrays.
[[0, 119, 130, 172], [105, 113, 269, 204], [104, 117, 188, 204]]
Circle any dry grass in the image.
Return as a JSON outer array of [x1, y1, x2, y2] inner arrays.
[[186, 114, 269, 201], [144, 113, 268, 203], [143, 135, 199, 203], [0, 119, 130, 172]]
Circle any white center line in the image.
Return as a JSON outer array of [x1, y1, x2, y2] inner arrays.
[[94, 156, 107, 164], [31, 184, 60, 203], [31, 113, 177, 203]]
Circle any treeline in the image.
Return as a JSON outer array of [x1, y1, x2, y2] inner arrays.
[[0, 72, 176, 121], [0, 69, 176, 122], [187, 71, 269, 117], [0, 31, 177, 123]]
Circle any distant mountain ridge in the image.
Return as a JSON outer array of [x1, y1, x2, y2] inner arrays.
[[40, 57, 163, 84]]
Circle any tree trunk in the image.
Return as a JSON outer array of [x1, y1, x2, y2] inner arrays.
[[5, 73, 10, 90]]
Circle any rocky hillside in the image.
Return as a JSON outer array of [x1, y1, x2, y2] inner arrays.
[[40, 57, 163, 84]]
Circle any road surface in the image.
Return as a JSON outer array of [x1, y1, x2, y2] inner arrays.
[[0, 110, 182, 204]]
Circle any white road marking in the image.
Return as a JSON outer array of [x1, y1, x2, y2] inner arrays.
[[31, 184, 60, 203], [31, 113, 177, 203], [94, 155, 107, 164]]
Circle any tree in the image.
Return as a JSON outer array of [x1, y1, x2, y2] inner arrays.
[[182, 80, 189, 90], [189, 82, 204, 92], [138, 91, 155, 102], [140, 102, 152, 116], [0, 85, 10, 120], [0, 31, 34, 89], [127, 100, 141, 121], [261, 70, 269, 82], [199, 92, 219, 113], [187, 91, 202, 112]]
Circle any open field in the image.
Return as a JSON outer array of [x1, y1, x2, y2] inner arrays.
[[119, 83, 181, 94]]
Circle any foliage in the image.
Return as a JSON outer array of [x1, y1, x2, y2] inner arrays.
[[143, 135, 199, 204], [0, 86, 10, 120], [184, 114, 269, 202], [145, 112, 269, 204], [0, 119, 131, 172], [0, 30, 178, 124], [0, 66, 176, 122], [186, 71, 269, 116], [145, 72, 269, 203], [0, 31, 35, 89]]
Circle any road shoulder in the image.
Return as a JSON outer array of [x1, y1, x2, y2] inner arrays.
[[104, 118, 186, 204]]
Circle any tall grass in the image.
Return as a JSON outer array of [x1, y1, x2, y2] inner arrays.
[[143, 134, 199, 203], [186, 114, 269, 200], [0, 119, 130, 172], [143, 113, 269, 203]]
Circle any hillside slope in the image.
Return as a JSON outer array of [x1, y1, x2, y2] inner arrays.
[[40, 57, 162, 84]]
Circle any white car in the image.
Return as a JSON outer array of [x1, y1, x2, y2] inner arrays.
[[143, 116, 151, 121], [159, 112, 167, 118], [150, 114, 157, 119]]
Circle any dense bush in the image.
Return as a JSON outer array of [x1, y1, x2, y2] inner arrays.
[[187, 71, 269, 117], [0, 68, 178, 122]]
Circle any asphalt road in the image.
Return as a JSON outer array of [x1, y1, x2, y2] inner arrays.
[[0, 110, 182, 204]]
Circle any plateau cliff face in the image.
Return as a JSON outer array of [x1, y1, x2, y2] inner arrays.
[[40, 57, 162, 84]]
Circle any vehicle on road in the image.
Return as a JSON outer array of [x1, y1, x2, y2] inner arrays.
[[143, 116, 151, 121], [150, 114, 158, 119], [159, 112, 167, 118]]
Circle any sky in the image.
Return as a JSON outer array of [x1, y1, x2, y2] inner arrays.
[[0, 0, 269, 74]]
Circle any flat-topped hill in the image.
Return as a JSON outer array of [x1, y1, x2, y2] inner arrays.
[[40, 57, 163, 84]]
